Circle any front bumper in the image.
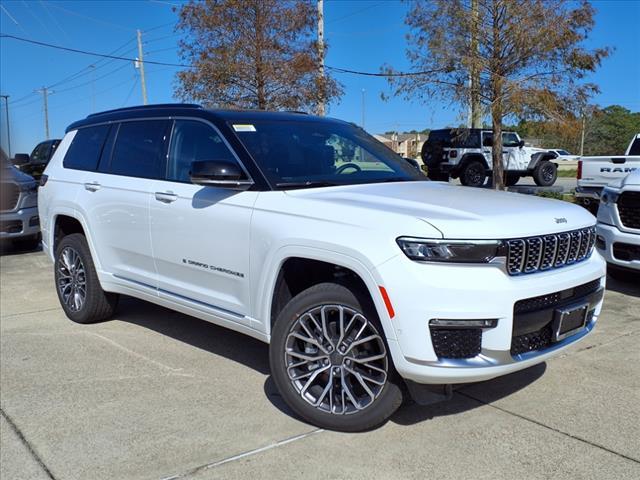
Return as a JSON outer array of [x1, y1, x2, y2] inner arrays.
[[376, 251, 606, 384], [0, 206, 40, 239], [596, 223, 640, 271]]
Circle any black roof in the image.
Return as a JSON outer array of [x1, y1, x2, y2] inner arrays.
[[66, 103, 342, 132]]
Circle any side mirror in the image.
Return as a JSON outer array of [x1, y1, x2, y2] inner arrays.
[[403, 157, 420, 170], [190, 160, 253, 190], [13, 153, 30, 166], [518, 140, 525, 148]]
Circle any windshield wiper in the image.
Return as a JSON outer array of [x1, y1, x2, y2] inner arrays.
[[275, 181, 339, 190]]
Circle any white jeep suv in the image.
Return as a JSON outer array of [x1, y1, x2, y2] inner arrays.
[[38, 104, 606, 431]]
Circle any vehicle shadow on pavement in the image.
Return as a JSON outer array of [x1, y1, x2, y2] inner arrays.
[[391, 363, 547, 427], [0, 241, 42, 256], [116, 296, 550, 429], [116, 296, 271, 375], [606, 273, 640, 297]]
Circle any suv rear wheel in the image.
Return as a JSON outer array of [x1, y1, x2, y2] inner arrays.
[[54, 233, 119, 323], [533, 161, 557, 186], [459, 160, 486, 187], [269, 282, 403, 431]]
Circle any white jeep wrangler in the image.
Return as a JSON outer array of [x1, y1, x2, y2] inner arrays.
[[38, 105, 605, 431], [422, 128, 559, 187]]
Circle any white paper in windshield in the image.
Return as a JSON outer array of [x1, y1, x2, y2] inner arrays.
[[232, 124, 257, 132]]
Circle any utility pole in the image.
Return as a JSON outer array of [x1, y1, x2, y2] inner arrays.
[[0, 94, 10, 158], [35, 87, 52, 139], [137, 29, 148, 105], [317, 0, 325, 116], [580, 114, 586, 156], [361, 88, 365, 130], [469, 0, 482, 128], [90, 64, 96, 112]]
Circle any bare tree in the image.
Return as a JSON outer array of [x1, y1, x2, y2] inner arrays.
[[386, 0, 609, 189], [175, 0, 342, 112]]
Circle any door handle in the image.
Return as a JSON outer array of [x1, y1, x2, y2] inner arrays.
[[84, 182, 101, 192], [154, 192, 178, 203]]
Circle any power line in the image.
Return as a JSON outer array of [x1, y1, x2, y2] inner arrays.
[[48, 2, 135, 32], [1, 34, 192, 67], [2, 34, 441, 78]]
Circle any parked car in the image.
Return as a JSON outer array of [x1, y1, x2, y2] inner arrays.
[[13, 139, 61, 180], [595, 170, 640, 279], [549, 149, 580, 162], [1, 155, 41, 249], [575, 133, 640, 213], [39, 104, 605, 432], [421, 128, 558, 187]]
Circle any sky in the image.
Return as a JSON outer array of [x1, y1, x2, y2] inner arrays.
[[1, 0, 639, 155]]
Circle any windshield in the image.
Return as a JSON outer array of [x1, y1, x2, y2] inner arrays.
[[557, 150, 570, 155], [232, 120, 423, 188]]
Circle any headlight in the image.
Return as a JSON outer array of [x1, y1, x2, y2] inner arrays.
[[601, 188, 619, 205], [397, 237, 502, 263]]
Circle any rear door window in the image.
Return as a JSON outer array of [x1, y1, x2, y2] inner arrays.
[[108, 120, 170, 179], [63, 125, 111, 171], [628, 138, 640, 156]]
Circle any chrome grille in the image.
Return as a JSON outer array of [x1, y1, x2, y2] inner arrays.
[[505, 226, 596, 275]]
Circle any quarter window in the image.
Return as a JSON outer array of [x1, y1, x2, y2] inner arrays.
[[167, 120, 238, 183], [109, 120, 170, 179], [63, 125, 111, 171]]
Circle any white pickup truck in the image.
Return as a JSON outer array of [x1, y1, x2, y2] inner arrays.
[[576, 133, 640, 213]]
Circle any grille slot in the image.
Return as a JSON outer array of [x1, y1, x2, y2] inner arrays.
[[511, 280, 601, 355], [430, 329, 482, 359], [1, 182, 20, 211], [505, 226, 596, 275], [617, 191, 640, 229]]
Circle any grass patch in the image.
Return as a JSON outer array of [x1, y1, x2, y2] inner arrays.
[[557, 168, 577, 177], [536, 191, 576, 203]]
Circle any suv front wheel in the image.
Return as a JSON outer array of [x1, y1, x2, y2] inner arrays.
[[54, 233, 119, 323], [269, 282, 403, 431], [459, 160, 487, 187], [533, 161, 557, 186]]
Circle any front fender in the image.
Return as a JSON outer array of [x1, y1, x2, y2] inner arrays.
[[528, 151, 558, 170], [253, 244, 398, 343]]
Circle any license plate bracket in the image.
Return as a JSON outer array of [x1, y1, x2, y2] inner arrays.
[[552, 303, 589, 342]]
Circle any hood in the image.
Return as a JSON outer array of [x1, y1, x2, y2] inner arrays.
[[1, 162, 36, 184], [285, 181, 595, 239]]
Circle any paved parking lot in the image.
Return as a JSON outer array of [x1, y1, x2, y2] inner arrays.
[[1, 247, 639, 480]]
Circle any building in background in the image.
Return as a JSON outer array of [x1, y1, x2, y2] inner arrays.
[[374, 133, 426, 159]]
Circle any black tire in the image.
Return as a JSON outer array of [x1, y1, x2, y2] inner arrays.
[[533, 161, 557, 186], [269, 282, 403, 432], [459, 160, 486, 187], [54, 233, 119, 324], [505, 173, 520, 186]]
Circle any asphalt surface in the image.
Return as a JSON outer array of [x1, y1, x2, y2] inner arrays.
[[449, 176, 577, 192], [1, 246, 639, 480]]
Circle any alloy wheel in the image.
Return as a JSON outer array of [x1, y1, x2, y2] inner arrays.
[[284, 304, 388, 415], [57, 247, 87, 312]]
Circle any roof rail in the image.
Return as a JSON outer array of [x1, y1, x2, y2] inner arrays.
[[284, 110, 309, 115], [87, 103, 202, 118]]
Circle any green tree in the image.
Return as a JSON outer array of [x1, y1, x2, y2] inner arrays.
[[175, 0, 342, 112], [385, 0, 609, 189], [583, 106, 640, 155]]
